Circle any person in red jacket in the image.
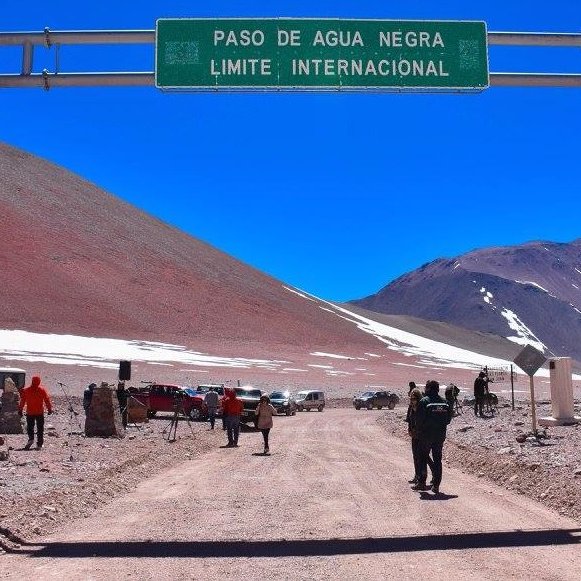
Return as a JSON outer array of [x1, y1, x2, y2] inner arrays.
[[222, 388, 243, 447], [18, 376, 53, 450]]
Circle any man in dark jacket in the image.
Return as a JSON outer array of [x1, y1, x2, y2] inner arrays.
[[412, 380, 452, 494], [473, 371, 489, 417]]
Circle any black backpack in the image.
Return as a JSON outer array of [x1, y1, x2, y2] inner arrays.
[[426, 400, 451, 426]]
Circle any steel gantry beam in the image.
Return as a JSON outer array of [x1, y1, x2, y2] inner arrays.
[[0, 27, 580, 89]]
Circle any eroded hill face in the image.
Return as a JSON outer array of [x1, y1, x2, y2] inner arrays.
[[351, 241, 581, 361], [0, 142, 383, 358]]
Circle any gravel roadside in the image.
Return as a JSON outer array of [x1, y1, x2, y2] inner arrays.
[[378, 397, 581, 523]]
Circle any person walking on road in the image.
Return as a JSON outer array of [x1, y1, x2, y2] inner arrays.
[[204, 386, 220, 430], [406, 387, 434, 485], [473, 371, 489, 417], [255, 395, 277, 454], [18, 376, 53, 450], [222, 388, 243, 447], [412, 380, 452, 494], [405, 383, 418, 481]]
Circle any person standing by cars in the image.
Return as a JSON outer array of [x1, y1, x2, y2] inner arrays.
[[83, 383, 96, 415], [204, 386, 219, 429], [18, 375, 53, 450], [116, 383, 128, 428], [412, 380, 452, 494], [255, 395, 277, 454], [222, 388, 243, 447], [473, 371, 489, 417]]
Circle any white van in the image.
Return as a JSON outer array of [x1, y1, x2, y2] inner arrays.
[[295, 390, 325, 412], [0, 367, 26, 390]]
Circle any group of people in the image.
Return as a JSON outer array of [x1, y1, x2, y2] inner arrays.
[[405, 380, 453, 494], [203, 387, 277, 454], [16, 372, 490, 465]]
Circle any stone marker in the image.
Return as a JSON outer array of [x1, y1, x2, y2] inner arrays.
[[538, 357, 581, 427], [84, 382, 125, 438], [0, 377, 23, 434], [127, 395, 148, 424]]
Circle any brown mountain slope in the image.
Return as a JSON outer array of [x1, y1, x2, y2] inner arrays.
[[0, 141, 382, 359]]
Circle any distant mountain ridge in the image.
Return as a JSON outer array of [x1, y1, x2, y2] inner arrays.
[[350, 240, 581, 362]]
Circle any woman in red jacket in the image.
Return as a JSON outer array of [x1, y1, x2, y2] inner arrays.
[[18, 376, 53, 450]]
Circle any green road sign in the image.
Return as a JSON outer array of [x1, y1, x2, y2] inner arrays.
[[155, 18, 489, 92]]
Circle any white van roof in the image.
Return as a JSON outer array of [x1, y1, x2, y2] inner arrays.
[[0, 368, 26, 373]]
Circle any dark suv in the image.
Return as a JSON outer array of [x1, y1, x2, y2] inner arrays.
[[269, 391, 297, 416], [234, 386, 263, 425], [353, 390, 399, 410]]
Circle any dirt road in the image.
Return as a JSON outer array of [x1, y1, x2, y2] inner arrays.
[[1, 409, 579, 580]]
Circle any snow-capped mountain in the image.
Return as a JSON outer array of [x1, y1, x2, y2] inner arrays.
[[351, 241, 581, 362]]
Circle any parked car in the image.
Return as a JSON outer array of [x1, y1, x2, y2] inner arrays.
[[269, 390, 297, 416], [353, 390, 399, 410], [129, 384, 204, 420], [295, 390, 325, 412], [234, 386, 263, 425]]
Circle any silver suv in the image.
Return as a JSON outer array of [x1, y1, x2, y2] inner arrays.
[[295, 390, 325, 412]]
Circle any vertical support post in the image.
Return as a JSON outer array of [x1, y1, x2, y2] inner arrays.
[[22, 41, 33, 75], [529, 374, 538, 434], [510, 364, 515, 411]]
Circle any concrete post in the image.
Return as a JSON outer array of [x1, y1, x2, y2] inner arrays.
[[539, 357, 581, 426]]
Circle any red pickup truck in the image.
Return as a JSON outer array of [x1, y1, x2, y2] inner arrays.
[[129, 384, 204, 420]]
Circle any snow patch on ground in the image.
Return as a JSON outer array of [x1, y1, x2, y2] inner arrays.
[[515, 280, 555, 297], [0, 330, 284, 371], [311, 351, 351, 360], [282, 285, 317, 302], [499, 309, 546, 352], [316, 300, 516, 372]]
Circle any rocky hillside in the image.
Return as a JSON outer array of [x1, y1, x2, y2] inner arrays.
[[0, 141, 382, 359], [351, 241, 581, 362]]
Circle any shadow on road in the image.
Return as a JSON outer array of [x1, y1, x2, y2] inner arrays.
[[12, 528, 581, 558], [418, 491, 459, 501]]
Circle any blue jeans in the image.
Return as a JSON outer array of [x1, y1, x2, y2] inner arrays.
[[225, 415, 240, 445]]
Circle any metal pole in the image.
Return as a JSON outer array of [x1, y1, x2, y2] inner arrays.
[[0, 72, 154, 88], [21, 41, 33, 75], [487, 31, 581, 47], [0, 30, 155, 46], [490, 73, 581, 87], [510, 364, 515, 411], [529, 374, 538, 434], [1, 71, 581, 89], [1, 29, 581, 47]]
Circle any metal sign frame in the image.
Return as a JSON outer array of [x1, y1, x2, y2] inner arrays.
[[0, 26, 580, 89]]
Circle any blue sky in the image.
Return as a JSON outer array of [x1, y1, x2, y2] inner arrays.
[[1, 1, 580, 302]]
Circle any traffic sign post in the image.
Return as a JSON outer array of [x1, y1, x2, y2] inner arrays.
[[155, 18, 489, 91], [513, 344, 547, 433]]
